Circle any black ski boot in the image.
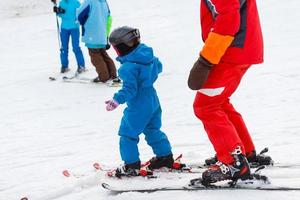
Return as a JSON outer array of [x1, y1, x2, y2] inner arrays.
[[147, 154, 174, 170], [115, 161, 141, 178], [93, 76, 102, 83], [60, 67, 70, 73], [202, 146, 250, 186], [77, 67, 86, 74], [112, 77, 122, 83], [205, 147, 273, 168], [246, 148, 273, 167], [204, 155, 218, 166]]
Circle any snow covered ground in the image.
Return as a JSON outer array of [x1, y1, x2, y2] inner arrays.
[[1, 0, 300, 199]]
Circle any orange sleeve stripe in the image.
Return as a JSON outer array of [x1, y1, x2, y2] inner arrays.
[[200, 32, 234, 65]]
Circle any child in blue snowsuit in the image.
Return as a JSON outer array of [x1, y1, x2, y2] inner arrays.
[[105, 26, 174, 177], [53, 0, 85, 73]]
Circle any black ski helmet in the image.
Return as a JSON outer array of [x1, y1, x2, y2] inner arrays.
[[109, 26, 140, 56]]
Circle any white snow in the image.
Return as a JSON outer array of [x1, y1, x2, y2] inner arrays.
[[1, 0, 300, 199]]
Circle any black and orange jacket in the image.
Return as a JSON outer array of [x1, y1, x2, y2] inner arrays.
[[200, 0, 264, 65]]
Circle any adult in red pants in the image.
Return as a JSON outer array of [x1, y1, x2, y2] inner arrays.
[[188, 0, 272, 184]]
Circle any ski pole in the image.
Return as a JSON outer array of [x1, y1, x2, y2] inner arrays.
[[51, 0, 61, 50]]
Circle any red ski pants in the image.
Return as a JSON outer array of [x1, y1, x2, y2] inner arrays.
[[193, 62, 255, 164]]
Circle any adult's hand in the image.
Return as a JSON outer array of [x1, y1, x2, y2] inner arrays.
[[187, 56, 213, 90]]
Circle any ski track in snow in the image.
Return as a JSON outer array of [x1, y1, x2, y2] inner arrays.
[[1, 0, 300, 199]]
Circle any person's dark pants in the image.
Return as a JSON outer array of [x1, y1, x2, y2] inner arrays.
[[88, 48, 117, 82]]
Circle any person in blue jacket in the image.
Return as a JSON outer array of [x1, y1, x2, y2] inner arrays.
[[77, 0, 119, 83], [105, 26, 175, 177], [53, 0, 85, 73]]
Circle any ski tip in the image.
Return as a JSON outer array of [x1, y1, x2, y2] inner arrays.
[[62, 170, 71, 177], [102, 182, 110, 190], [49, 77, 56, 81], [106, 170, 114, 177], [107, 82, 122, 87], [102, 182, 120, 192], [93, 162, 102, 170]]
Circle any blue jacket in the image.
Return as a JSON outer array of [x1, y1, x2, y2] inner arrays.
[[58, 0, 81, 30], [113, 43, 162, 106], [76, 0, 112, 48]]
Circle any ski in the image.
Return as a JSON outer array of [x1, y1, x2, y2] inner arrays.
[[62, 169, 86, 178], [49, 68, 84, 81], [62, 72, 82, 80], [62, 161, 300, 193], [101, 167, 300, 193], [62, 153, 300, 180], [62, 75, 122, 87], [49, 71, 122, 87], [61, 162, 124, 179], [61, 163, 104, 179], [49, 70, 72, 81], [187, 162, 300, 170], [62, 161, 300, 181], [101, 182, 300, 193]]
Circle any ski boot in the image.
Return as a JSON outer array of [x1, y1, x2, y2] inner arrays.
[[205, 147, 273, 168], [114, 161, 141, 178], [246, 148, 273, 167], [60, 67, 70, 73], [112, 77, 122, 83], [77, 67, 86, 74], [201, 146, 251, 186], [93, 76, 102, 83], [113, 161, 153, 178], [147, 154, 174, 170], [142, 154, 188, 173], [204, 155, 218, 166]]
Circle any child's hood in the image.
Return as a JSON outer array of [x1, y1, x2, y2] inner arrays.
[[117, 43, 154, 65]]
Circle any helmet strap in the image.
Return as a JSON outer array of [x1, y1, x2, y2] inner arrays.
[[113, 42, 139, 56]]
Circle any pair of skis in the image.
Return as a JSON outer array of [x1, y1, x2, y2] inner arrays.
[[49, 72, 122, 87], [101, 165, 300, 193], [61, 160, 300, 193], [102, 181, 300, 193]]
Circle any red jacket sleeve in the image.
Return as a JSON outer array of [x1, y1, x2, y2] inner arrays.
[[212, 0, 241, 35], [200, 0, 241, 64]]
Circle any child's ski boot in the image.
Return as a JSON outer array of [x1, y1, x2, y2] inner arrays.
[[147, 154, 174, 170], [114, 161, 141, 178]]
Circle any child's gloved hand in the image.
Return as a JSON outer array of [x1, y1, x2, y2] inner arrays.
[[105, 99, 119, 111]]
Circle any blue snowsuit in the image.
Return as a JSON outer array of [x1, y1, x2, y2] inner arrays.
[[113, 43, 172, 164], [57, 0, 85, 69]]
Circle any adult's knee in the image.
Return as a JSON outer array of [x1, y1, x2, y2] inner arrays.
[[193, 96, 214, 121]]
